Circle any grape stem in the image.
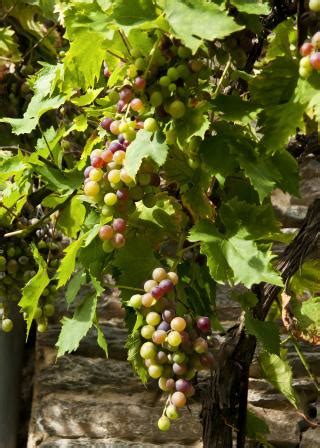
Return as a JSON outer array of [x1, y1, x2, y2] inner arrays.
[[104, 283, 145, 293], [213, 57, 232, 98], [177, 242, 201, 255], [118, 30, 131, 56], [290, 335, 320, 392]]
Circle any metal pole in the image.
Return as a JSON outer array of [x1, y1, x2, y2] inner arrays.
[[0, 303, 25, 448]]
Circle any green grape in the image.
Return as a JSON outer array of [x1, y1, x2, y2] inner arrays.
[[148, 364, 163, 379], [138, 173, 151, 186], [44, 304, 55, 317], [102, 240, 113, 253], [176, 64, 190, 80], [84, 181, 100, 196], [135, 57, 146, 71], [168, 83, 177, 92], [123, 128, 136, 142], [34, 307, 42, 319], [150, 91, 163, 107], [141, 324, 155, 339], [158, 416, 171, 431], [0, 256, 6, 271], [146, 312, 161, 326], [143, 194, 157, 208], [168, 100, 186, 119], [108, 170, 121, 184], [102, 205, 114, 217], [177, 46, 192, 59], [37, 322, 48, 333], [129, 294, 142, 309], [7, 247, 15, 258], [159, 75, 171, 87], [2, 318, 13, 333], [104, 192, 118, 206], [167, 67, 179, 81], [131, 48, 142, 58], [167, 331, 182, 347], [140, 341, 157, 359], [166, 404, 179, 420], [144, 118, 158, 132]]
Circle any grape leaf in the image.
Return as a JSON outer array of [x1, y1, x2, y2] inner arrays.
[[126, 313, 148, 383], [259, 350, 298, 408], [94, 320, 109, 357], [230, 0, 270, 15], [19, 244, 50, 337], [245, 315, 280, 354], [246, 410, 269, 440], [164, 0, 243, 53], [291, 296, 320, 337], [71, 88, 104, 106], [290, 260, 320, 295], [174, 102, 210, 147], [58, 196, 86, 238], [0, 26, 22, 62], [124, 130, 169, 179], [56, 226, 100, 288], [189, 221, 283, 287], [112, 0, 157, 26], [211, 95, 261, 124], [56, 278, 104, 357], [66, 270, 87, 306], [31, 165, 83, 194]]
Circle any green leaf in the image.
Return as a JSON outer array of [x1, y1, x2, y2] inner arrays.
[[126, 313, 148, 383], [189, 221, 283, 287], [164, 0, 243, 53], [71, 88, 104, 106], [63, 31, 107, 89], [174, 102, 210, 147], [245, 314, 280, 354], [291, 296, 320, 337], [65, 270, 86, 306], [230, 0, 270, 15], [58, 196, 86, 238], [265, 19, 295, 62], [259, 350, 298, 408], [19, 244, 50, 337], [211, 95, 261, 124], [56, 226, 100, 288], [95, 321, 109, 357], [0, 153, 28, 179], [56, 278, 104, 357], [112, 0, 157, 26], [0, 26, 22, 62], [232, 291, 258, 309], [124, 130, 169, 179], [32, 165, 83, 194], [290, 260, 320, 295], [113, 237, 158, 300]]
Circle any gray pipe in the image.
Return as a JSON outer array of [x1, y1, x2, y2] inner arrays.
[[0, 304, 26, 448]]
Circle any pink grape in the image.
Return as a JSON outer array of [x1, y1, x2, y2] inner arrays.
[[119, 87, 133, 103], [112, 218, 126, 233], [166, 378, 175, 391], [113, 233, 125, 248], [110, 120, 121, 135], [312, 31, 320, 48], [109, 141, 124, 153], [99, 225, 114, 241], [91, 156, 105, 168], [117, 100, 126, 112], [300, 42, 314, 56], [135, 77, 146, 89], [130, 98, 144, 112], [171, 391, 186, 408], [173, 362, 187, 376], [152, 330, 167, 344], [144, 279, 158, 292], [103, 66, 111, 78], [101, 149, 113, 163], [90, 149, 103, 159], [142, 293, 154, 307], [101, 117, 113, 130], [310, 52, 320, 70]]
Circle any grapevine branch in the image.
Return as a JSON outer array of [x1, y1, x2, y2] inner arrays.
[[201, 198, 320, 448]]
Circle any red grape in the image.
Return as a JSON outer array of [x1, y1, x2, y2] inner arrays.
[[159, 279, 174, 294], [310, 52, 320, 70], [116, 189, 129, 201], [112, 218, 126, 233], [135, 77, 146, 89], [91, 156, 105, 168], [103, 66, 111, 78], [113, 233, 126, 248], [101, 149, 113, 163], [196, 316, 211, 334], [101, 117, 113, 130], [151, 286, 164, 299], [117, 99, 126, 112], [99, 225, 114, 241], [300, 42, 313, 56], [119, 87, 133, 103]]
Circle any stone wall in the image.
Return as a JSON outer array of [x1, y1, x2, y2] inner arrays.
[[27, 155, 320, 448]]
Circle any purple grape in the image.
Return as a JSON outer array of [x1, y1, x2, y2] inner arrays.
[[173, 363, 187, 376], [151, 286, 164, 300], [118, 134, 125, 143], [109, 141, 124, 153], [84, 166, 93, 178], [157, 321, 170, 332], [119, 86, 133, 103], [116, 189, 129, 201], [112, 218, 126, 233], [159, 279, 174, 294], [162, 309, 175, 323], [197, 316, 211, 334], [101, 117, 113, 131], [175, 379, 191, 393], [166, 378, 175, 391]]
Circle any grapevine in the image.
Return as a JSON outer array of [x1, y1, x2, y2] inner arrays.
[[0, 0, 320, 446]]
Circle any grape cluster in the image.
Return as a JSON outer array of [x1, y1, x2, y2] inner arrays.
[[0, 223, 65, 333], [128, 267, 214, 431], [83, 38, 210, 253], [299, 32, 320, 77]]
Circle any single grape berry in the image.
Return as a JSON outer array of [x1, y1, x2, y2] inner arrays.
[[84, 181, 100, 196], [130, 98, 144, 112], [167, 330, 182, 347], [159, 279, 174, 294], [152, 267, 167, 282], [300, 42, 314, 56], [197, 316, 211, 334], [2, 318, 13, 333], [119, 87, 133, 103], [166, 404, 179, 420], [112, 218, 126, 233], [142, 293, 154, 307], [311, 32, 320, 49], [101, 117, 113, 130], [113, 233, 126, 248], [99, 225, 114, 241], [171, 317, 186, 332], [310, 0, 320, 12], [168, 100, 186, 119], [144, 117, 158, 133], [140, 341, 157, 359], [151, 286, 164, 300], [135, 77, 146, 89], [91, 156, 105, 169], [310, 52, 320, 70], [158, 415, 171, 431], [171, 391, 186, 408], [129, 294, 142, 309]]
